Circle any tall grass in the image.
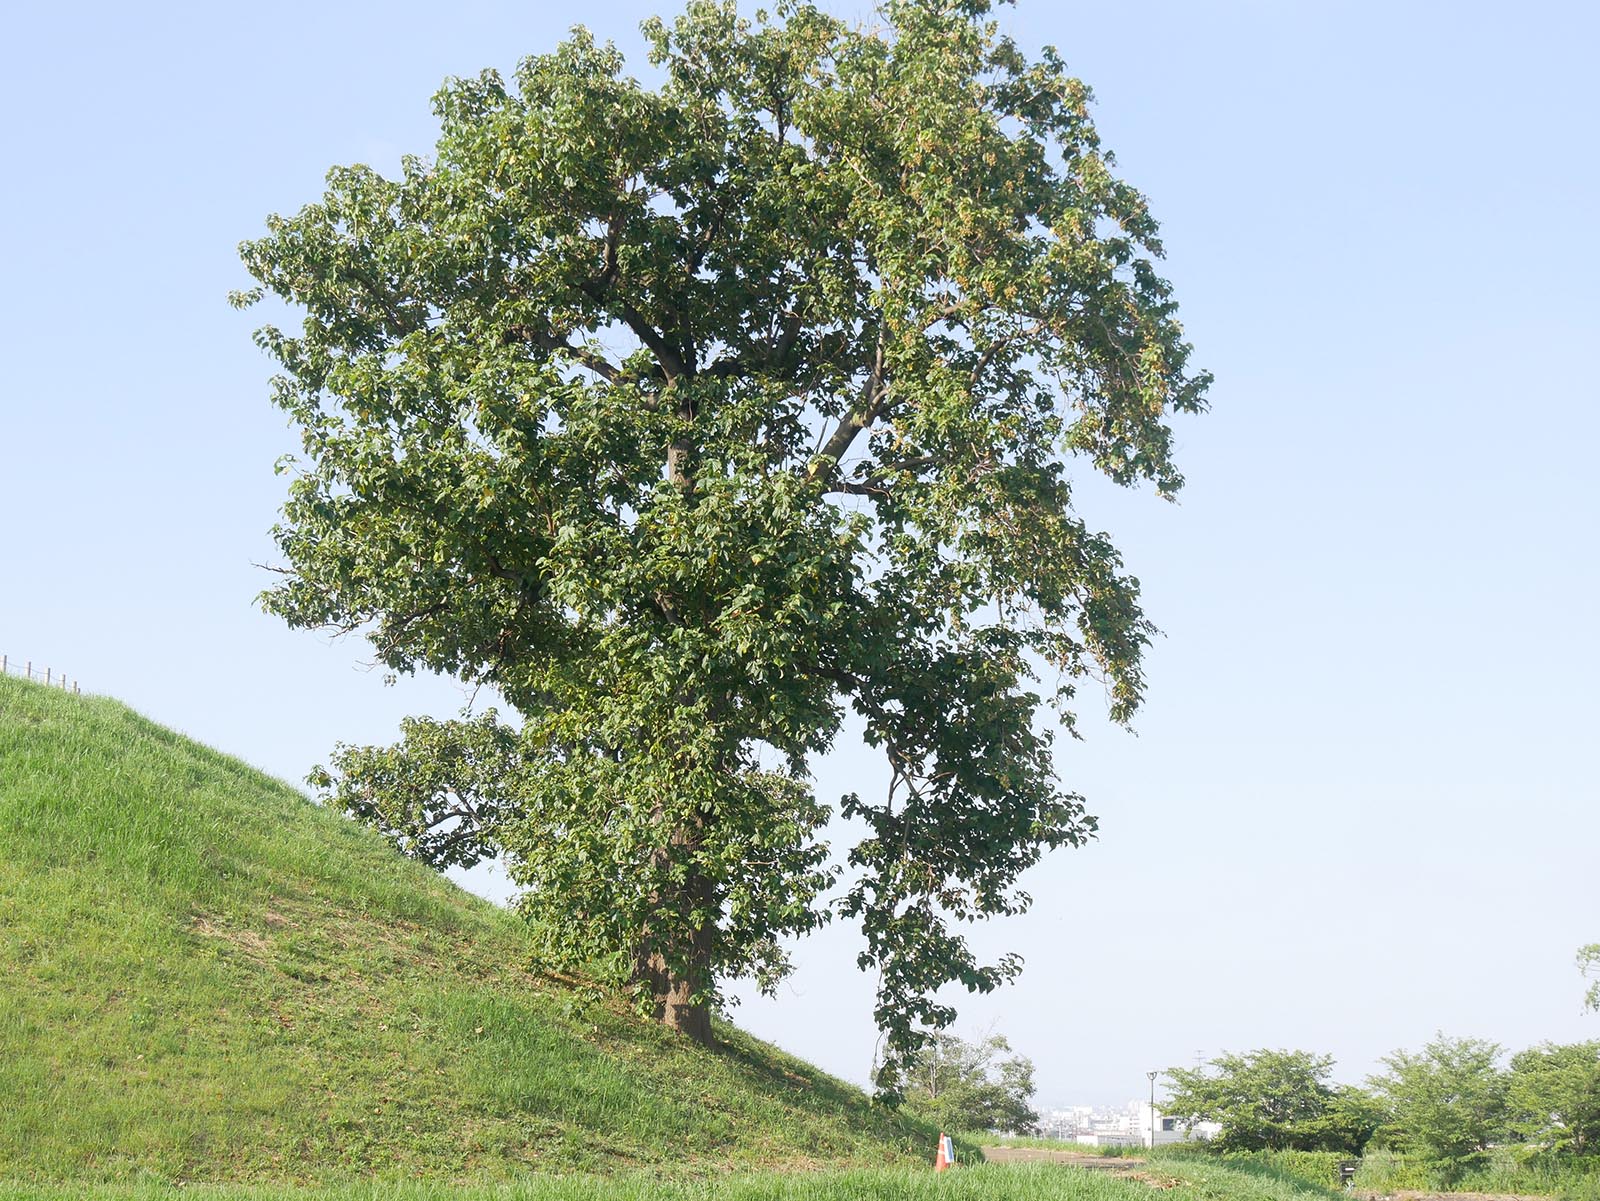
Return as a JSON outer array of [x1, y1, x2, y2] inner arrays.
[[1159, 1144, 1600, 1201], [1162, 1148, 1349, 1189], [0, 1157, 1354, 1201], [1354, 1147, 1600, 1200]]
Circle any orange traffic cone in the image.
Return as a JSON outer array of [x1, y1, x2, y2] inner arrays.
[[935, 1132, 956, 1172]]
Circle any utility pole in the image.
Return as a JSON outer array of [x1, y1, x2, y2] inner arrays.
[[1147, 1070, 1157, 1149]]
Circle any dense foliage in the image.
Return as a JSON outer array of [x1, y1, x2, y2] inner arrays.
[[1166, 1036, 1600, 1176], [237, 0, 1207, 1092], [1507, 1042, 1600, 1157], [1370, 1035, 1509, 1172], [899, 1032, 1039, 1135], [1163, 1050, 1380, 1153]]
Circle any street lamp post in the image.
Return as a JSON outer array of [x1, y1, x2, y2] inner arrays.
[[1146, 1070, 1158, 1150]]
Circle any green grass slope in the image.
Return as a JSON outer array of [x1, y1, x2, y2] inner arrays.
[[0, 675, 934, 1185]]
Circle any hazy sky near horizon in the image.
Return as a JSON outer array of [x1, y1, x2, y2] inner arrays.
[[3, 1, 1596, 1107]]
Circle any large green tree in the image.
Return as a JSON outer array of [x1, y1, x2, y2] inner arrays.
[[1508, 1041, 1600, 1156], [900, 1031, 1039, 1135], [237, 0, 1207, 1092], [1163, 1049, 1379, 1153], [1371, 1035, 1509, 1172]]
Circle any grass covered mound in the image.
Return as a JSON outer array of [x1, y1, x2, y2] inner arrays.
[[0, 675, 933, 1185]]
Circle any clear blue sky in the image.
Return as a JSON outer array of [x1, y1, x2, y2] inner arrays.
[[3, 1, 1596, 1107]]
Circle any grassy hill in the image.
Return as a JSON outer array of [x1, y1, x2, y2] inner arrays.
[[0, 674, 934, 1186]]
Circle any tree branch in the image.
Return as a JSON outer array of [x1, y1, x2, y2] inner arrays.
[[503, 326, 621, 383], [702, 310, 805, 380], [618, 300, 689, 381], [808, 330, 889, 482], [569, 204, 688, 382]]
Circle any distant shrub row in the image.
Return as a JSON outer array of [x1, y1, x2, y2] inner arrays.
[[1163, 1037, 1600, 1179]]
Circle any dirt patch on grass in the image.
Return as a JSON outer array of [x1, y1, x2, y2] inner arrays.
[[190, 914, 273, 960], [1122, 1170, 1181, 1189]]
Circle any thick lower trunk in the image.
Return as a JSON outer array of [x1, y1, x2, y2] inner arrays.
[[644, 405, 710, 1044], [634, 846, 716, 1046], [638, 946, 713, 1045]]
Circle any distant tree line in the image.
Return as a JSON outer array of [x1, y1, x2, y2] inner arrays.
[[1163, 1037, 1600, 1175]]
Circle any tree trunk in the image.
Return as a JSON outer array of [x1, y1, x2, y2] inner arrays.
[[637, 939, 713, 1046], [634, 830, 716, 1047], [639, 401, 713, 1045]]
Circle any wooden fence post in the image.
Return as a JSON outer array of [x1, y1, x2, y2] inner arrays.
[[1, 657, 80, 694]]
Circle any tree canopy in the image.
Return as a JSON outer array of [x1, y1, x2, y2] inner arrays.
[[1508, 1041, 1600, 1157], [1164, 1049, 1380, 1154], [899, 1031, 1039, 1135], [1370, 1035, 1509, 1172], [236, 0, 1207, 1094]]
